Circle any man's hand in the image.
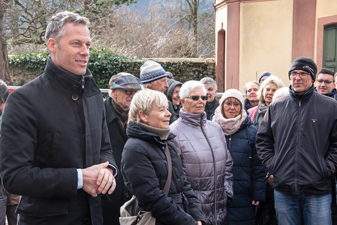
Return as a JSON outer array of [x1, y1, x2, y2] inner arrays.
[[267, 175, 274, 188], [197, 221, 202, 225], [82, 162, 111, 197], [96, 166, 116, 195]]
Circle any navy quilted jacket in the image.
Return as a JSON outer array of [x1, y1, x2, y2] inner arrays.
[[225, 116, 266, 225]]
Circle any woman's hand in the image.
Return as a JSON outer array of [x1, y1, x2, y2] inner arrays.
[[252, 200, 260, 206], [197, 221, 202, 225]]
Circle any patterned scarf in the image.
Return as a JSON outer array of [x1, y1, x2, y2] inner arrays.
[[111, 98, 129, 128], [213, 106, 247, 136]]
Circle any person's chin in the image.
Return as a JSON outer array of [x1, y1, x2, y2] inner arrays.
[[318, 89, 327, 94], [161, 122, 170, 129]]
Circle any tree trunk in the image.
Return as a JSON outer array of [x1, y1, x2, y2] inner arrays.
[[0, 0, 12, 84]]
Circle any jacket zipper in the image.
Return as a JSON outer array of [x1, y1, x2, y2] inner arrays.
[[199, 114, 217, 223], [295, 99, 302, 193], [228, 136, 232, 152]]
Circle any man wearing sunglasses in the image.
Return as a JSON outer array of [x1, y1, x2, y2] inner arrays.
[[316, 68, 336, 98], [102, 72, 141, 225], [256, 57, 337, 225]]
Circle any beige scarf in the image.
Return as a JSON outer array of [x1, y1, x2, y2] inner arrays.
[[212, 106, 247, 136]]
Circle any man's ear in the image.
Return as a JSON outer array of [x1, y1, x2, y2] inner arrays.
[[110, 89, 116, 99], [147, 82, 153, 89], [47, 38, 58, 53], [139, 110, 148, 124]]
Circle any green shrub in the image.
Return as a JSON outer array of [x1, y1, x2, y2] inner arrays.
[[9, 48, 215, 88]]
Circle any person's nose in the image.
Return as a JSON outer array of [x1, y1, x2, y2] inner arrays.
[[80, 44, 89, 56], [166, 108, 171, 117], [164, 81, 169, 88]]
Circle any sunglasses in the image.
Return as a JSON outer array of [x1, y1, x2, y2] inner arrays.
[[185, 95, 208, 101]]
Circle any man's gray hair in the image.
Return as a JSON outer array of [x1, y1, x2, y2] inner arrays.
[[180, 80, 206, 100], [200, 77, 217, 90], [45, 11, 90, 46]]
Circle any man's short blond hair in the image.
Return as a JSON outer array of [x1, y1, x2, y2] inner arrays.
[[129, 89, 168, 123]]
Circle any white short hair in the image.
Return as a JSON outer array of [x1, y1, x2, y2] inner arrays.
[[272, 87, 289, 101], [129, 89, 168, 123], [180, 80, 206, 99]]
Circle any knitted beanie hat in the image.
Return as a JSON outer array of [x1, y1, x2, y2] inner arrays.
[[258, 72, 271, 83], [140, 60, 167, 84], [219, 89, 244, 107], [288, 57, 317, 81]]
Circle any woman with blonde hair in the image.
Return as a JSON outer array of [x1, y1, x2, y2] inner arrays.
[[243, 81, 260, 111], [121, 89, 205, 225], [248, 75, 284, 129]]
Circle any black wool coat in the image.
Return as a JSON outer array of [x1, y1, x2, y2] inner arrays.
[[121, 122, 205, 225], [0, 58, 117, 225], [102, 97, 132, 225]]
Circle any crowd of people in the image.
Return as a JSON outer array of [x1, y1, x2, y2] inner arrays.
[[0, 10, 337, 225]]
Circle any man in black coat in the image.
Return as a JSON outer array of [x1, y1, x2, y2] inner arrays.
[[256, 57, 337, 225], [0, 11, 117, 225], [102, 72, 141, 224]]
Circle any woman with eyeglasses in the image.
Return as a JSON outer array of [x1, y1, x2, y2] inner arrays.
[[212, 89, 266, 225], [170, 80, 233, 225], [247, 75, 284, 129]]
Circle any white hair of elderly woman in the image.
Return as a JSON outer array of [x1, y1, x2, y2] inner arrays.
[[180, 80, 206, 100], [272, 87, 289, 102], [128, 89, 168, 123]]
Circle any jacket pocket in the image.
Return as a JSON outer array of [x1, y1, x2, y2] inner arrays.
[[17, 196, 68, 217]]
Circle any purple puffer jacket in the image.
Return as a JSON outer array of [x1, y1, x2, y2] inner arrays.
[[170, 109, 233, 225]]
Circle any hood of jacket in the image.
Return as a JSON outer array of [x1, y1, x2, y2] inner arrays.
[[164, 79, 182, 102]]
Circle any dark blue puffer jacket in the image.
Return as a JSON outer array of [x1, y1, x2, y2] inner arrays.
[[226, 116, 266, 225]]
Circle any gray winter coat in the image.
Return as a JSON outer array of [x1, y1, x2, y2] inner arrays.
[[170, 109, 233, 225]]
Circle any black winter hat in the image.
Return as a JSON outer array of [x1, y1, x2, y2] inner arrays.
[[288, 57, 317, 81]]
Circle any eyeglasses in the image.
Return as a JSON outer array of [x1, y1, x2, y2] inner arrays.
[[317, 79, 333, 84], [185, 95, 208, 101], [290, 71, 310, 78], [223, 102, 241, 107], [124, 90, 138, 95]]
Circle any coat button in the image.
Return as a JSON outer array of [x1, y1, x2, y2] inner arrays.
[[125, 193, 130, 198], [72, 94, 79, 101], [83, 218, 90, 224]]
